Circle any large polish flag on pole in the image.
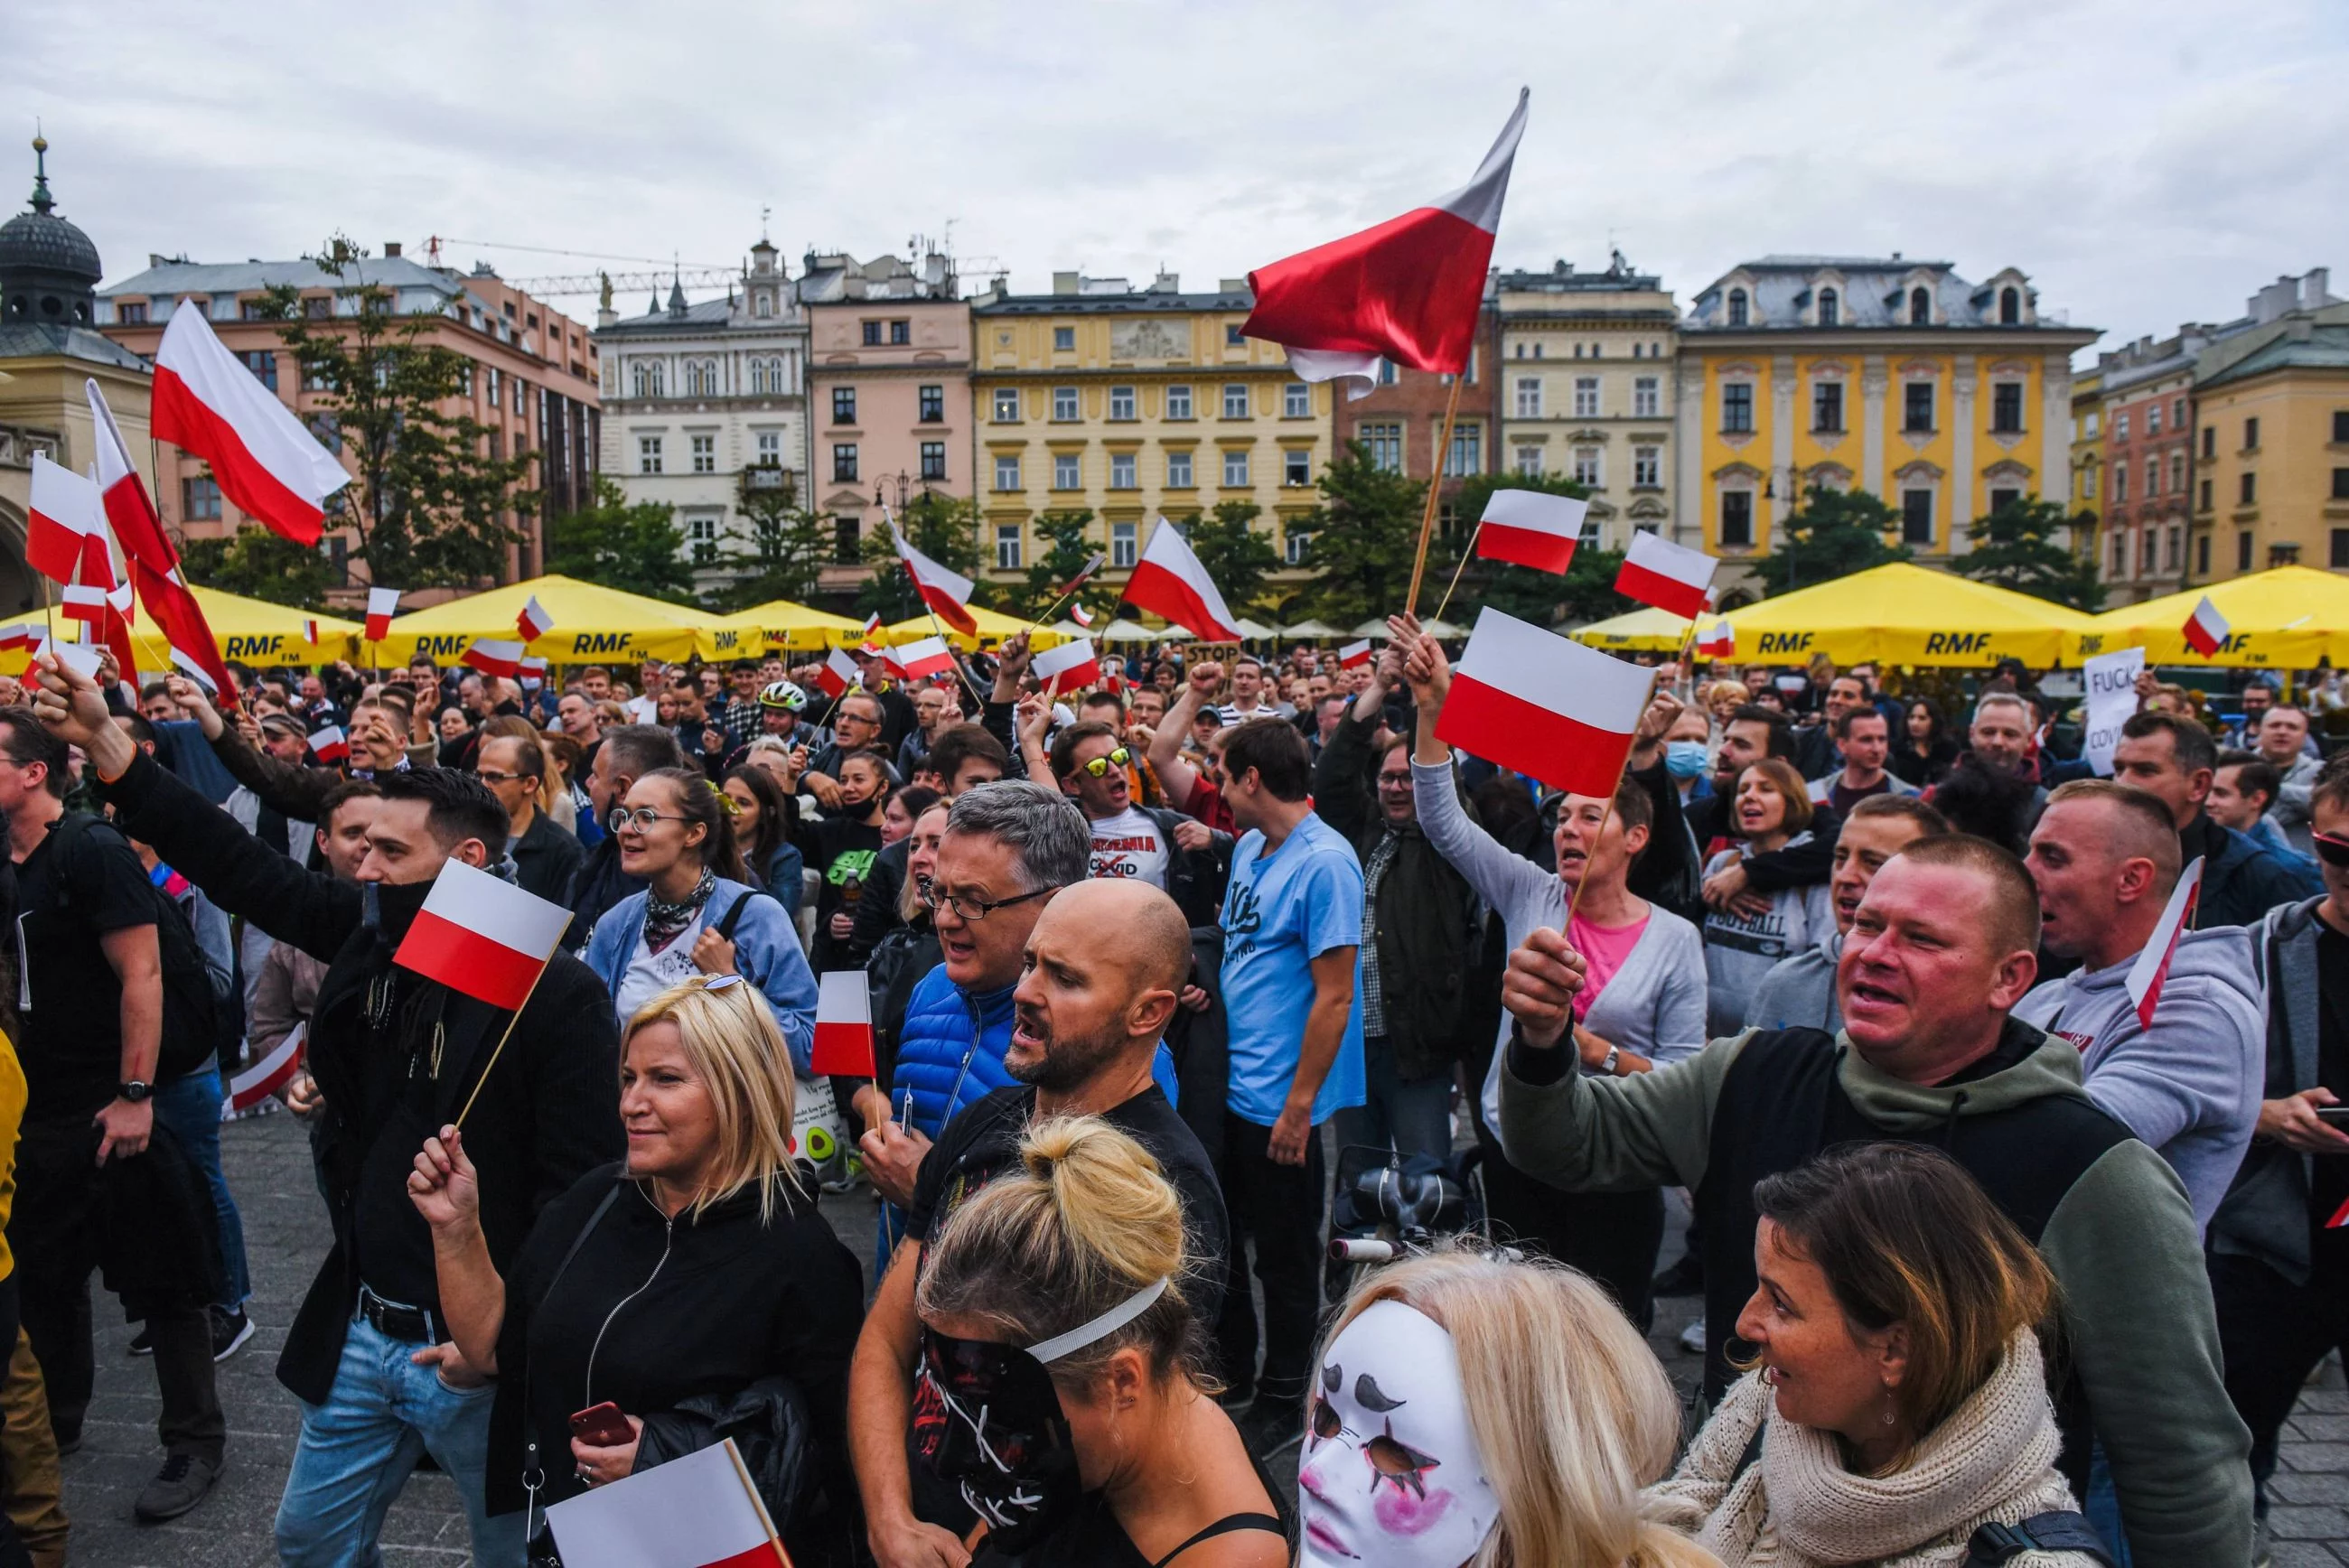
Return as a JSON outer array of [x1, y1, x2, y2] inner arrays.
[[1435, 608, 1654, 798], [1033, 635, 1102, 689], [25, 454, 111, 585], [1122, 519, 1244, 644], [2127, 857, 2204, 1029], [1242, 89, 1528, 396], [87, 380, 235, 695], [1476, 489, 1590, 574], [547, 1439, 787, 1568], [887, 514, 978, 637], [1614, 531, 1719, 621], [811, 971, 876, 1078], [394, 859, 574, 1011], [153, 307, 349, 545]]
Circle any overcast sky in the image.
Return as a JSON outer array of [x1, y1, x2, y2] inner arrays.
[[13, 0, 2346, 361]]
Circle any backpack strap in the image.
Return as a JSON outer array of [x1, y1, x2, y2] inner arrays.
[[1963, 1511, 2119, 1567], [1730, 1422, 1766, 1484], [714, 886, 775, 944]]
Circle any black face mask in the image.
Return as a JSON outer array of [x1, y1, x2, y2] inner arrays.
[[362, 877, 434, 943], [911, 1329, 1081, 1553]]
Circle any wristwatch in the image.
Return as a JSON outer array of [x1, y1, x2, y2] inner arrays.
[[1597, 1045, 1622, 1078], [117, 1079, 152, 1103]]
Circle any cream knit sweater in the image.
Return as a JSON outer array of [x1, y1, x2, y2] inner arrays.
[[1643, 1331, 2104, 1568]]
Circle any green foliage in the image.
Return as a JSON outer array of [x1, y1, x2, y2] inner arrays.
[[711, 464, 833, 611], [1020, 510, 1100, 618], [1183, 501, 1284, 617], [1755, 485, 1912, 595], [1961, 496, 2108, 612], [1288, 442, 1446, 628], [547, 478, 697, 604], [1444, 471, 1624, 627], [852, 490, 995, 623], [179, 526, 338, 611], [257, 235, 537, 587]]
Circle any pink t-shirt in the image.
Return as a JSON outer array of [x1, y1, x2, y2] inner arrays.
[[1568, 910, 1651, 1022]]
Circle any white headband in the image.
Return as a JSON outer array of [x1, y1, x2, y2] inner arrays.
[[1028, 1276, 1170, 1365]]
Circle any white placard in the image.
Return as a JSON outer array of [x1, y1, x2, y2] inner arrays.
[[2082, 646, 2146, 777]]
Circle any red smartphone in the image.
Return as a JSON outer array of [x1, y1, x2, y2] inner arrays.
[[569, 1401, 634, 1446]]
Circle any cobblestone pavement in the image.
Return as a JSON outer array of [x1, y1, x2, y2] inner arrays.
[[58, 1115, 2349, 1564]]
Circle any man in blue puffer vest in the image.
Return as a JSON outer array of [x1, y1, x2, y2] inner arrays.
[[858, 781, 1177, 1270]]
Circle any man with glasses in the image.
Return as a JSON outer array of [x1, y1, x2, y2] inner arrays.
[[475, 733, 579, 904], [800, 692, 900, 810], [1028, 719, 1231, 926]]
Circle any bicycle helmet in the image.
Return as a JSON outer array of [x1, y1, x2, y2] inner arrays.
[[758, 679, 809, 713]]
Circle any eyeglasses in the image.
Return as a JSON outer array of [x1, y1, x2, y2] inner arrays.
[[2315, 832, 2349, 870], [920, 882, 1059, 921], [608, 807, 689, 833], [1376, 771, 1415, 789], [474, 769, 532, 788], [1078, 747, 1132, 778]]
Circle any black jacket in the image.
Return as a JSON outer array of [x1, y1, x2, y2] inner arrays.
[[1630, 760, 1839, 926], [509, 807, 584, 907], [2184, 810, 2322, 933], [565, 831, 644, 952], [1137, 805, 1233, 928], [103, 750, 623, 1406]]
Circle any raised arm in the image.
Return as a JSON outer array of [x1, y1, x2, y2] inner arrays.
[[1148, 659, 1222, 815], [1395, 619, 1551, 914]]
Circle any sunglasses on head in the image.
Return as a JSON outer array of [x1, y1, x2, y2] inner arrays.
[[2315, 833, 2349, 870], [1078, 747, 1132, 778]]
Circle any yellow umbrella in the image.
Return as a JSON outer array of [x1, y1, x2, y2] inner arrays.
[[1724, 563, 2100, 667], [2070, 566, 2349, 669], [5, 585, 362, 674], [371, 574, 706, 667], [1569, 605, 1692, 653], [884, 604, 1066, 651], [712, 600, 868, 655]]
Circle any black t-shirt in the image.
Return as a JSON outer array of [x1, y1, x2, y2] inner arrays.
[[13, 813, 159, 1120], [799, 816, 884, 972], [2311, 921, 2349, 1255]]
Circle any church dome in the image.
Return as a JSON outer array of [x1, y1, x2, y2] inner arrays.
[[0, 135, 103, 327]]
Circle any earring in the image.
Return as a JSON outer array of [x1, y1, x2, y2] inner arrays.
[[1881, 1389, 1897, 1426]]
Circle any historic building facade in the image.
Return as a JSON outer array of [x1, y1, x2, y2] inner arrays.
[[2096, 328, 2204, 602], [1678, 256, 2095, 595], [2188, 280, 2349, 584], [1332, 303, 1498, 535], [2068, 364, 2103, 574]]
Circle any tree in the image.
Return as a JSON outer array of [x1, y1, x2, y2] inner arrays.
[[180, 525, 338, 611], [1755, 484, 1911, 595], [256, 235, 537, 587], [711, 464, 833, 611], [547, 478, 697, 604], [1961, 496, 2107, 611], [1184, 501, 1284, 618], [853, 490, 993, 624], [1287, 442, 1446, 629], [1020, 510, 1100, 619], [1443, 471, 1624, 627]]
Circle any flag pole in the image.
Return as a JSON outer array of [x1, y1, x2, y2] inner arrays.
[[724, 1437, 798, 1568], [1431, 516, 1487, 624], [1404, 375, 1467, 614], [453, 955, 557, 1130], [1560, 666, 1662, 931]]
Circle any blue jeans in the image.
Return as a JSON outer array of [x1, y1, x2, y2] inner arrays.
[[2084, 1441, 2134, 1565], [152, 1065, 249, 1311], [276, 1310, 525, 1567], [1330, 1035, 1455, 1160]]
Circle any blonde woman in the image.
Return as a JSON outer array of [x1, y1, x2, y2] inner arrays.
[[410, 975, 865, 1563], [1299, 1248, 1715, 1568]]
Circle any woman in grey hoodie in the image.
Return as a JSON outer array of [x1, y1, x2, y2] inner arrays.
[[1701, 759, 1834, 1037]]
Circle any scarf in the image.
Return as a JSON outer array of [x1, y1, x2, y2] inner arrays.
[[642, 865, 716, 953]]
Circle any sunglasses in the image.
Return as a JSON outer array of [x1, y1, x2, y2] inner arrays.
[[1078, 747, 1132, 778], [2316, 833, 2349, 870]]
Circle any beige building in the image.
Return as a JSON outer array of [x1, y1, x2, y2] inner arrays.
[[2188, 292, 2349, 582]]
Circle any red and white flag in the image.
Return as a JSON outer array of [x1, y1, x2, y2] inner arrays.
[[0, 623, 35, 653], [1058, 551, 1109, 600], [302, 618, 322, 646], [226, 1022, 306, 1113], [308, 724, 350, 765], [1033, 636, 1101, 689], [25, 453, 109, 586], [2126, 856, 2204, 1030], [1070, 603, 1095, 630], [394, 858, 573, 1011], [170, 647, 219, 695], [33, 636, 103, 682], [546, 1438, 785, 1568], [811, 971, 876, 1078], [888, 515, 978, 637], [1338, 639, 1373, 670], [153, 306, 349, 546], [1123, 519, 1243, 644], [1435, 608, 1654, 798], [87, 380, 237, 695], [364, 586, 401, 641], [1243, 89, 1528, 395], [861, 611, 883, 637], [890, 636, 956, 682], [1695, 621, 1736, 659], [462, 639, 524, 679], [516, 594, 555, 642], [2181, 595, 2230, 658], [519, 655, 548, 689], [61, 583, 108, 625], [815, 648, 861, 699], [1614, 531, 1718, 621], [1476, 489, 1588, 575]]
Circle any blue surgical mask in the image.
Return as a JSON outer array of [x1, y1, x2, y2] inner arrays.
[[1665, 740, 1710, 779]]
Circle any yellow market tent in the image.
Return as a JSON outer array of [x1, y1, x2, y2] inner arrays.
[[1569, 605, 1694, 654], [883, 604, 1066, 651], [705, 601, 866, 657], [5, 585, 363, 674], [2069, 566, 2349, 669], [371, 574, 706, 667], [1723, 564, 2101, 667]]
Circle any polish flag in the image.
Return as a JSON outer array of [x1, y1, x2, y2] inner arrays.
[[1058, 552, 1108, 600], [462, 639, 524, 679], [811, 971, 876, 1078], [33, 636, 103, 682], [1338, 639, 1373, 670], [303, 618, 322, 647], [891, 636, 957, 682], [88, 381, 237, 695], [169, 648, 220, 695], [152, 306, 349, 546], [1614, 531, 1718, 621], [1435, 608, 1654, 798], [394, 858, 573, 1011], [888, 516, 978, 637], [815, 648, 861, 699], [226, 1022, 306, 1113], [364, 586, 401, 641], [25, 454, 109, 585], [546, 1438, 787, 1568], [61, 583, 108, 625], [1476, 489, 1589, 574], [1242, 89, 1528, 395], [1070, 603, 1095, 629], [862, 611, 884, 636], [1034, 636, 1101, 689], [519, 656, 548, 689], [1695, 621, 1736, 659], [2126, 857, 2204, 1030], [2181, 595, 2230, 658], [516, 595, 555, 642], [1123, 519, 1243, 644], [0, 624, 35, 652], [307, 725, 350, 765]]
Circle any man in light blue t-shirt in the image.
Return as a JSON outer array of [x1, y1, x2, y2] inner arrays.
[[1211, 716, 1363, 1453]]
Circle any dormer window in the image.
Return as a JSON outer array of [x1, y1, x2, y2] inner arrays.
[[1818, 288, 1839, 327], [1727, 288, 1749, 327], [1909, 287, 1932, 325], [754, 291, 772, 318], [1998, 286, 2020, 325]]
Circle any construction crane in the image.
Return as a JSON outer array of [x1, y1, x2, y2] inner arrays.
[[418, 236, 739, 301]]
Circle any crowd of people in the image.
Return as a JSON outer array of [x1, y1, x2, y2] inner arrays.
[[0, 616, 2336, 1567]]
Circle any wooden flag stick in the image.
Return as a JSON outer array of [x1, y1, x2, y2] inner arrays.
[[453, 954, 556, 1130], [1403, 374, 1467, 614], [916, 600, 990, 712], [1431, 516, 1487, 625], [725, 1437, 797, 1568]]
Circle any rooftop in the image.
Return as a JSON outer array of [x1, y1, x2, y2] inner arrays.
[[1493, 252, 1665, 294], [971, 272, 1252, 315], [1684, 255, 2085, 335]]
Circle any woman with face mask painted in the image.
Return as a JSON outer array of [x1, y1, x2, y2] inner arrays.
[[1300, 1247, 1714, 1568], [913, 1116, 1287, 1568], [1647, 1143, 2108, 1567], [793, 751, 892, 973]]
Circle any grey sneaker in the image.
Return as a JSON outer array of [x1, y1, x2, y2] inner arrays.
[[134, 1451, 220, 1523]]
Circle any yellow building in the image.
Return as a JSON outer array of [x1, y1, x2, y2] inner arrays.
[[1678, 257, 2097, 598], [2068, 363, 2103, 570], [2189, 298, 2349, 583], [969, 273, 1330, 592]]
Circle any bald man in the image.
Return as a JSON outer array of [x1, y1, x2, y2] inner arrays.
[[847, 881, 1231, 1568]]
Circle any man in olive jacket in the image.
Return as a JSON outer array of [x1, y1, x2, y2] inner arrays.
[[1495, 833, 2250, 1568]]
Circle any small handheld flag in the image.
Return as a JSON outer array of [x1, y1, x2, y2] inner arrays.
[[1476, 490, 1588, 574], [1122, 518, 1244, 644], [815, 648, 861, 699], [1070, 603, 1095, 630], [811, 971, 876, 1078], [394, 859, 573, 1013], [889, 517, 978, 637], [1058, 552, 1109, 600], [1032, 637, 1101, 689], [1338, 639, 1373, 670], [1695, 621, 1736, 659], [2181, 595, 2230, 658], [2126, 857, 2204, 1030], [227, 1022, 306, 1113], [364, 586, 401, 641], [546, 1439, 786, 1568], [1614, 532, 1718, 620], [307, 725, 350, 765], [462, 639, 525, 679], [1435, 609, 1653, 798], [516, 595, 555, 642], [890, 637, 957, 682]]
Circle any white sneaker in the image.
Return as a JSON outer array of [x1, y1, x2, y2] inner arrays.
[[1677, 1319, 1706, 1355]]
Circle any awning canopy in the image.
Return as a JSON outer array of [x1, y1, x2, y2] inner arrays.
[[1569, 605, 1692, 653], [1094, 618, 1160, 644], [372, 574, 706, 667], [883, 604, 1067, 650], [709, 600, 866, 654], [88, 584, 364, 672], [2071, 566, 2349, 668], [1280, 619, 1344, 639], [1724, 564, 2100, 667]]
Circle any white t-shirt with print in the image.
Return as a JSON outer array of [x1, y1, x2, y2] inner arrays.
[[1088, 807, 1171, 891], [613, 905, 710, 1022]]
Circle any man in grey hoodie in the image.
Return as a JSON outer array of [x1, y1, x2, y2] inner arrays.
[[1744, 792, 1947, 1032], [1497, 832, 2251, 1568], [2016, 779, 2265, 1229]]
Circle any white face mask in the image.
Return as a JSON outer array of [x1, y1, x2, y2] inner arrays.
[[1296, 1300, 1502, 1568]]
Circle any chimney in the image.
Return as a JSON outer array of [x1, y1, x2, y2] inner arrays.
[[384, 241, 402, 258], [1218, 277, 1246, 294], [1052, 271, 1081, 295], [2307, 267, 2331, 308], [1151, 270, 1180, 294]]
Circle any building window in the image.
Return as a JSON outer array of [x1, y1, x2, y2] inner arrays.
[[1811, 287, 1836, 327], [2112, 464, 2127, 503], [1624, 376, 1654, 418], [182, 476, 222, 520], [1286, 528, 1309, 565], [832, 444, 858, 481], [1285, 382, 1311, 418], [1109, 386, 1137, 422], [487, 367, 505, 405], [1991, 382, 2024, 434], [1446, 424, 1482, 478], [996, 525, 1022, 572], [1221, 384, 1249, 419], [1053, 326, 1076, 352], [239, 350, 277, 390], [1722, 382, 1754, 434], [1573, 377, 1600, 418], [830, 515, 857, 563], [862, 321, 883, 346], [1727, 289, 1748, 327], [919, 385, 944, 423], [1633, 445, 1661, 488], [2116, 411, 2130, 440], [888, 320, 910, 345], [632, 362, 664, 397], [690, 434, 716, 473], [1110, 520, 1137, 568], [2239, 531, 2256, 572], [1222, 449, 1250, 487], [1284, 448, 1311, 486], [2199, 478, 2213, 511], [756, 430, 781, 464], [920, 441, 948, 481], [1226, 323, 1246, 347], [1904, 382, 1934, 433], [2166, 526, 2182, 571], [1909, 286, 1932, 324], [1901, 489, 1934, 546], [1167, 449, 1193, 488], [1571, 447, 1601, 487], [2085, 412, 2101, 439], [2083, 465, 2098, 499], [1036, 387, 1072, 422], [1515, 445, 1544, 478], [1362, 423, 1403, 472], [2244, 415, 2261, 450], [994, 454, 1021, 490], [1053, 453, 1081, 490], [2334, 527, 2349, 568], [1813, 380, 1844, 433], [1989, 487, 2021, 514], [993, 388, 1021, 423], [1166, 385, 1193, 420], [832, 387, 856, 424], [2145, 456, 2159, 497], [2197, 534, 2211, 575], [1720, 490, 1753, 546], [1580, 515, 1605, 550], [2202, 424, 2215, 458], [2241, 471, 2257, 505], [2147, 402, 2163, 434], [1999, 286, 2020, 324], [639, 435, 663, 474], [1109, 451, 1137, 489], [304, 296, 330, 321], [2168, 453, 2185, 493], [2334, 411, 2349, 444], [2334, 468, 2349, 500], [117, 300, 149, 324], [2110, 533, 2127, 579], [1515, 377, 1543, 418]]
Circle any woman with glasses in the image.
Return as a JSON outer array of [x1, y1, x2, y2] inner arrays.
[[584, 767, 819, 1070], [722, 764, 805, 921], [793, 751, 892, 973]]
